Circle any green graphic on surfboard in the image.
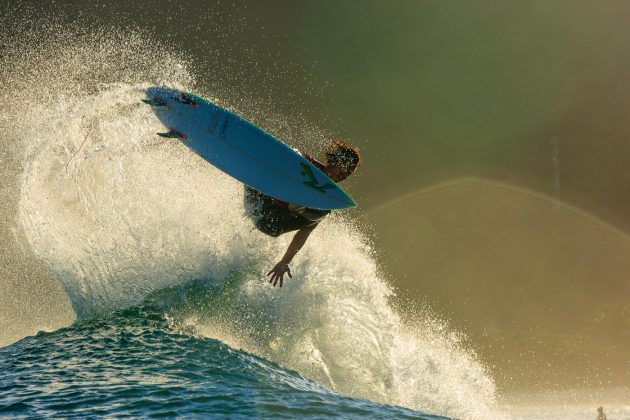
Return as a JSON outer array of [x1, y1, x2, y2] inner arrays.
[[299, 163, 336, 193]]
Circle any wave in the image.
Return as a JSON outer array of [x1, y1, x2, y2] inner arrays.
[[1, 301, 445, 419], [9, 25, 502, 419]]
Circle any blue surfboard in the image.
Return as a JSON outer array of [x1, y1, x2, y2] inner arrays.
[[144, 86, 356, 210]]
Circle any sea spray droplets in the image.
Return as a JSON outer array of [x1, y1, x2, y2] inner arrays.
[[0, 23, 194, 138], [20, 84, 257, 317], [165, 218, 503, 419], [10, 24, 503, 419]]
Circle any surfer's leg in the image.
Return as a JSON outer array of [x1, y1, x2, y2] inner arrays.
[[244, 186, 278, 216], [244, 186, 279, 235], [244, 186, 263, 221], [243, 186, 310, 237]]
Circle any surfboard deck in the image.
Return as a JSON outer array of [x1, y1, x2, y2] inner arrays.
[[144, 86, 356, 210]]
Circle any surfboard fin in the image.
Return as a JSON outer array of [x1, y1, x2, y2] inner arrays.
[[142, 96, 169, 107], [157, 128, 189, 140]]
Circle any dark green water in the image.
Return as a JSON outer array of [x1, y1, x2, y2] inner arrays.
[[0, 285, 445, 419]]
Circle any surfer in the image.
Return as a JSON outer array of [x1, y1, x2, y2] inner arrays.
[[245, 140, 361, 287]]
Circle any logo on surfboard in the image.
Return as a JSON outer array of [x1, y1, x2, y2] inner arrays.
[[208, 110, 229, 139], [300, 163, 335, 193]]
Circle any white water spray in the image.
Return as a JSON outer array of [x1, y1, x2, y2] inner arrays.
[[11, 29, 502, 420]]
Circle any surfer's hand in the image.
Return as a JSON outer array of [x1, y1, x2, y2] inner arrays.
[[267, 261, 292, 287]]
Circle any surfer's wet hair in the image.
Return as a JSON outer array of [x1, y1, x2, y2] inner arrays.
[[324, 140, 361, 172]]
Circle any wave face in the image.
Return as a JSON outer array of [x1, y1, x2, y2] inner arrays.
[[0, 298, 445, 419], [7, 24, 501, 419]]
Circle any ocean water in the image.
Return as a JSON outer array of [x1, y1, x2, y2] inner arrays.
[[1, 28, 500, 419], [0, 291, 446, 419]]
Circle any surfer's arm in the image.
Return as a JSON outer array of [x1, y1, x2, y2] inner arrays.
[[267, 225, 316, 287], [302, 151, 327, 172]]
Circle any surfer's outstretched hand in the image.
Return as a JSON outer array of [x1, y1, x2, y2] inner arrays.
[[267, 226, 313, 288], [267, 261, 292, 287]]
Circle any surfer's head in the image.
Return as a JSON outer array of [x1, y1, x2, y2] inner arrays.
[[324, 140, 361, 182]]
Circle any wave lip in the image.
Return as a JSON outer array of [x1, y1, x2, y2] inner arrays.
[[18, 83, 253, 318]]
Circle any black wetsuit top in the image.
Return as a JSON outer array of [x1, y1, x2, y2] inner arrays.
[[244, 186, 331, 237]]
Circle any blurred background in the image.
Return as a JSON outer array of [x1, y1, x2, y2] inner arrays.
[[2, 0, 629, 398]]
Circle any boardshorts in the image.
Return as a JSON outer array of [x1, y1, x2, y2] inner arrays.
[[244, 186, 331, 237]]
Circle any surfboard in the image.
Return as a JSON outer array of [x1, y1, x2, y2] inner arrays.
[[143, 86, 356, 210]]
